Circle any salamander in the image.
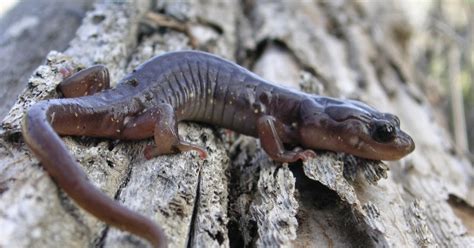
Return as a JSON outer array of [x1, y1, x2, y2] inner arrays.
[[21, 50, 415, 247]]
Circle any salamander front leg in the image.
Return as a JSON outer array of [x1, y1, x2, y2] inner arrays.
[[257, 115, 316, 163], [58, 65, 110, 98], [142, 104, 208, 160]]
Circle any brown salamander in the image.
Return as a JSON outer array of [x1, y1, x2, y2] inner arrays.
[[22, 50, 415, 247]]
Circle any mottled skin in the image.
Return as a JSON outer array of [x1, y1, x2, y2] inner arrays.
[[22, 51, 415, 247]]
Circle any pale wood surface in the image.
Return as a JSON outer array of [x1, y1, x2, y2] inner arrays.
[[0, 0, 94, 120], [0, 1, 473, 247]]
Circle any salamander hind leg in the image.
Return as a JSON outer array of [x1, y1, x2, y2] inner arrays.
[[135, 104, 207, 160], [58, 65, 110, 98], [257, 115, 316, 163]]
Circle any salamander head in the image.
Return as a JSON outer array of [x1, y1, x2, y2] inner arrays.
[[298, 98, 415, 161]]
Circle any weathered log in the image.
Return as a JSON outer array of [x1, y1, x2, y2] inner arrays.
[[0, 0, 94, 120], [0, 1, 472, 247]]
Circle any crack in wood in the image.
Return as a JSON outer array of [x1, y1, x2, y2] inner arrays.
[[186, 168, 202, 248]]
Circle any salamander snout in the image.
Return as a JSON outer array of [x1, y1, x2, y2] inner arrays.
[[365, 114, 415, 160]]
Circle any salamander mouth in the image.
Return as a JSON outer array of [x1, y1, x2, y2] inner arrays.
[[398, 131, 415, 154], [363, 130, 415, 160], [339, 126, 415, 160]]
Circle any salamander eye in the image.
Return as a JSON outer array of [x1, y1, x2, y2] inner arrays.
[[384, 113, 400, 127], [371, 121, 397, 143], [393, 116, 400, 126]]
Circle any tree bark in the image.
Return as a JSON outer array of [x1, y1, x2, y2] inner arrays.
[[0, 1, 473, 247], [0, 0, 94, 120]]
